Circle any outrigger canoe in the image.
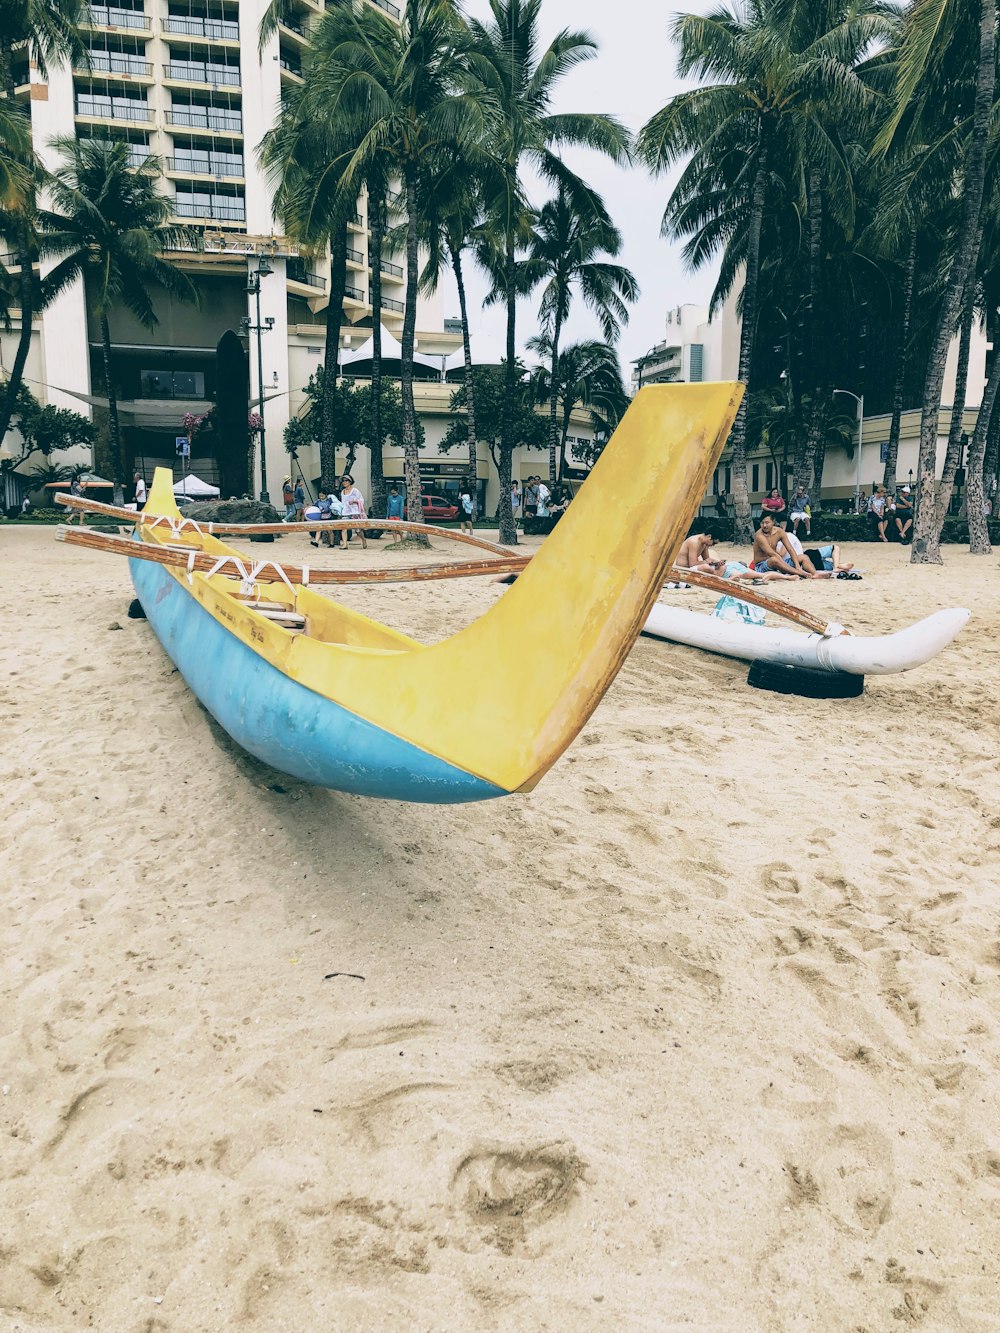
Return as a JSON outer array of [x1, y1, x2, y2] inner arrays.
[[100, 382, 742, 802], [643, 603, 970, 675]]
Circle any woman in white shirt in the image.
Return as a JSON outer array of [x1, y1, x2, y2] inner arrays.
[[339, 475, 367, 549]]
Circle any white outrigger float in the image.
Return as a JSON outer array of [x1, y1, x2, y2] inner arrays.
[[643, 603, 970, 676]]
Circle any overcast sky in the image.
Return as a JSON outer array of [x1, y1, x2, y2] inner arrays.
[[442, 0, 718, 376]]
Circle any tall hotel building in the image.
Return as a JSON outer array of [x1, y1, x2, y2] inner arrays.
[[4, 0, 468, 498]]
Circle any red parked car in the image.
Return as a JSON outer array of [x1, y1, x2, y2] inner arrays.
[[421, 493, 459, 521]]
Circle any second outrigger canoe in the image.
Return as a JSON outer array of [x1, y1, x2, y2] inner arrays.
[[118, 382, 743, 802], [643, 603, 970, 675]]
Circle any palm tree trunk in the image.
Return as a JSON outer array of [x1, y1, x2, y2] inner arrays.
[[0, 54, 34, 450], [911, 0, 995, 564], [729, 137, 768, 545], [497, 236, 518, 546], [984, 396, 1000, 515], [935, 265, 979, 526], [883, 228, 917, 491], [100, 313, 124, 504], [400, 161, 426, 539], [547, 306, 563, 488], [0, 246, 34, 450], [794, 168, 823, 501], [320, 222, 349, 492], [368, 186, 386, 521], [450, 241, 478, 500], [966, 329, 999, 554]]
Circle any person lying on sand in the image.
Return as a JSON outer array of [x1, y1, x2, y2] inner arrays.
[[753, 515, 816, 578], [774, 522, 835, 579], [723, 559, 799, 583], [676, 532, 727, 575]]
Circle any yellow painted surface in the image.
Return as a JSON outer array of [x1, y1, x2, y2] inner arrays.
[[142, 382, 742, 791]]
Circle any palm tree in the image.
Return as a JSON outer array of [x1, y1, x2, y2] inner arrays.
[[638, 0, 894, 543], [41, 139, 196, 502], [0, 0, 86, 450], [268, 0, 485, 533], [260, 84, 358, 495], [876, 0, 997, 563], [415, 150, 491, 496], [527, 335, 628, 473], [527, 185, 637, 486], [465, 0, 631, 544]]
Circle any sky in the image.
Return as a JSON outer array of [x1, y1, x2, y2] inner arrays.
[[441, 0, 719, 378]]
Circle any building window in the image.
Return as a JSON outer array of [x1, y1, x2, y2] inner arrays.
[[689, 343, 703, 382], [751, 463, 760, 492], [140, 368, 206, 399]]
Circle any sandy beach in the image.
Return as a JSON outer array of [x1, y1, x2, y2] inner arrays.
[[1, 524, 998, 1332]]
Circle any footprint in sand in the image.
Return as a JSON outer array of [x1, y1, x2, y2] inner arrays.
[[451, 1143, 585, 1255]]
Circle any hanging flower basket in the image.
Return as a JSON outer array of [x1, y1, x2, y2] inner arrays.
[[248, 412, 264, 436]]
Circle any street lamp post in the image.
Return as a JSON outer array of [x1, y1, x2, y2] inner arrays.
[[245, 255, 274, 503], [833, 388, 864, 511]]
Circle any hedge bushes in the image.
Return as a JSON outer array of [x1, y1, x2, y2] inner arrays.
[[689, 513, 999, 545]]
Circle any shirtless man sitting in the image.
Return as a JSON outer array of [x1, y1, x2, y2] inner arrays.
[[676, 532, 727, 575], [753, 515, 816, 578]]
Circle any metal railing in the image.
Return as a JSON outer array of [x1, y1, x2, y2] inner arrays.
[[346, 246, 364, 263], [287, 265, 326, 290], [380, 258, 403, 278], [82, 50, 153, 76], [369, 0, 401, 18], [174, 196, 246, 222], [166, 105, 242, 132], [166, 60, 240, 86], [76, 96, 151, 121], [382, 295, 404, 313], [169, 154, 243, 177], [279, 57, 302, 77], [85, 6, 151, 30], [163, 15, 239, 40], [278, 14, 311, 36], [344, 284, 366, 302]]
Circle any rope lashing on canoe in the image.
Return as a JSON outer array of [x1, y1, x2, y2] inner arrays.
[[201, 552, 299, 598], [144, 512, 207, 538]]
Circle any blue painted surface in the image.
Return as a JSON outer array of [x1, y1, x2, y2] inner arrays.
[[129, 556, 507, 803]]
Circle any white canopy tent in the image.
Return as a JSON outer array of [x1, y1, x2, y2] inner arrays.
[[444, 331, 506, 376], [173, 473, 220, 498], [340, 324, 441, 375]]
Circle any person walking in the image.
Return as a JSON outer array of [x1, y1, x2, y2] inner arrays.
[[133, 472, 147, 510], [459, 481, 475, 534], [386, 484, 405, 543], [510, 479, 522, 528], [340, 475, 367, 549], [293, 477, 306, 522], [281, 476, 295, 522]]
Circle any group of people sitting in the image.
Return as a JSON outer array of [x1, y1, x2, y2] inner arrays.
[[866, 485, 913, 541], [675, 513, 860, 585], [760, 486, 814, 535]]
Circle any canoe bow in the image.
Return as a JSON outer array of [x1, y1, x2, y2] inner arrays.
[[132, 382, 742, 798]]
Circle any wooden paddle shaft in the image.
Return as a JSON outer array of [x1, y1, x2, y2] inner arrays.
[[53, 493, 516, 558], [55, 524, 531, 585]]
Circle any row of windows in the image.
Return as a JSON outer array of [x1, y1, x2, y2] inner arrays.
[[76, 93, 242, 133]]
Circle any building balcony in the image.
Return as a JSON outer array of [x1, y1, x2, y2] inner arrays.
[[277, 16, 312, 44], [279, 57, 303, 83], [382, 296, 404, 313], [84, 6, 151, 31], [287, 260, 326, 293], [166, 106, 243, 134], [168, 155, 244, 179], [76, 50, 153, 79], [346, 246, 365, 267], [165, 61, 240, 87], [76, 97, 152, 123], [348, 213, 365, 231], [163, 15, 239, 41], [344, 284, 367, 303], [380, 258, 403, 280], [174, 196, 246, 223], [368, 0, 401, 19]]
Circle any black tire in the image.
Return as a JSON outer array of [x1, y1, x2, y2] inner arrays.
[[747, 660, 864, 698], [127, 598, 147, 620]]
